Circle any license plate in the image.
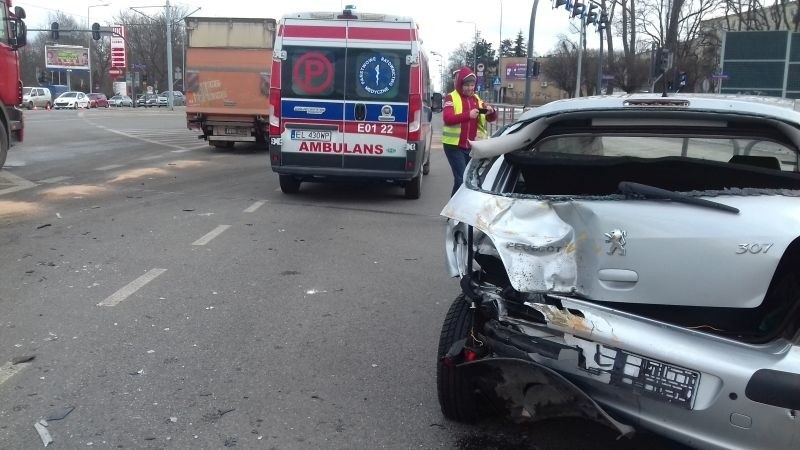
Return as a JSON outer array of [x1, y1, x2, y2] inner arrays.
[[224, 127, 248, 136], [291, 130, 331, 141]]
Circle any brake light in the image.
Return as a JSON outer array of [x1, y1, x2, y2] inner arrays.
[[408, 93, 421, 142], [269, 88, 281, 136]]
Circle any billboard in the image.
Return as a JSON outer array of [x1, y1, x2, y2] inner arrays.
[[505, 63, 527, 80], [45, 45, 89, 70]]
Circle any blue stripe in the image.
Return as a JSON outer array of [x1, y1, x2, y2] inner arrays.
[[281, 99, 409, 123]]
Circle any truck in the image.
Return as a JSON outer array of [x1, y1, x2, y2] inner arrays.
[[0, 0, 27, 169], [184, 17, 276, 148]]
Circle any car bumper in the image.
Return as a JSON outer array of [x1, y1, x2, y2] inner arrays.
[[462, 286, 800, 449]]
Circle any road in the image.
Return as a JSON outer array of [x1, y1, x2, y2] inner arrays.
[[0, 107, 684, 449]]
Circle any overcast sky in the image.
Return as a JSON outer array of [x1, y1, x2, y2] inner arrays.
[[16, 0, 592, 87]]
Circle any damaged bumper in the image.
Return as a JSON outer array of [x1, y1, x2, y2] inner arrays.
[[461, 285, 800, 450]]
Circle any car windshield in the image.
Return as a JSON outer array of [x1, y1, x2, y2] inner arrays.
[[61, 92, 77, 98]]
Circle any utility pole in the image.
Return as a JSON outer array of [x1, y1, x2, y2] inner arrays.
[[166, 0, 174, 110], [524, 0, 541, 107]]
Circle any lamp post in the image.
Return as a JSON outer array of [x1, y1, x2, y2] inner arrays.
[[430, 51, 445, 93], [87, 2, 110, 93], [456, 20, 478, 70], [524, 0, 541, 107]]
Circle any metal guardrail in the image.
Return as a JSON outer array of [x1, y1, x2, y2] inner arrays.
[[484, 103, 533, 136]]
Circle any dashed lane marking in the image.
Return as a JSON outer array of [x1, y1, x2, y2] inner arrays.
[[98, 268, 167, 307], [244, 201, 265, 213], [192, 225, 231, 246], [95, 164, 125, 171], [38, 176, 73, 184], [0, 361, 31, 387]]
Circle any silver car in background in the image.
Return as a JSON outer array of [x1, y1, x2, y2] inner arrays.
[[438, 94, 800, 449]]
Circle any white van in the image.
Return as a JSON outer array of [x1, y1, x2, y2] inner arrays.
[[268, 7, 435, 199], [22, 87, 52, 110]]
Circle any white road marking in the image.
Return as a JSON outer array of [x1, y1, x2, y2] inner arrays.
[[138, 155, 165, 161], [95, 164, 125, 171], [192, 225, 231, 246], [244, 201, 265, 213], [97, 268, 167, 307], [38, 176, 73, 184], [0, 171, 37, 196], [171, 145, 207, 153], [0, 361, 31, 386]]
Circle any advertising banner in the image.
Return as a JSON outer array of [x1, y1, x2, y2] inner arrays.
[[505, 63, 527, 80], [45, 45, 89, 70]]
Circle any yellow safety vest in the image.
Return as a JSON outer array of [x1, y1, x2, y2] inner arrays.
[[442, 91, 488, 146]]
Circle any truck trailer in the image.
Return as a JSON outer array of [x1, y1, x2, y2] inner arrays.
[[184, 17, 276, 148]]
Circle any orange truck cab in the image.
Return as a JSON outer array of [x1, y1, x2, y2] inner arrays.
[[0, 0, 26, 169], [268, 7, 435, 199]]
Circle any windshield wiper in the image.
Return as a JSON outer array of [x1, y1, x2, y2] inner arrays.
[[618, 181, 740, 214]]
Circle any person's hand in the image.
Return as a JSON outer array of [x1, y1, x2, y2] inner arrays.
[[469, 108, 479, 119], [485, 105, 495, 115]]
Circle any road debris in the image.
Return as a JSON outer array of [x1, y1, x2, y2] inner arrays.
[[33, 421, 53, 447], [11, 355, 35, 364], [36, 224, 51, 230], [46, 406, 75, 421]]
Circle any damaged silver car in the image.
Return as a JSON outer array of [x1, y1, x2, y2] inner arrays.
[[437, 94, 800, 449]]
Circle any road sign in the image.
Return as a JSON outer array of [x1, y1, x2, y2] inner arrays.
[[492, 76, 501, 86], [602, 74, 615, 80], [711, 72, 729, 80], [477, 63, 485, 72], [109, 68, 122, 76]]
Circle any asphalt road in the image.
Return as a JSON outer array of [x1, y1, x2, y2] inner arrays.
[[0, 107, 686, 449]]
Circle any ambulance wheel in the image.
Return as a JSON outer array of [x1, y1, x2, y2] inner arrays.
[[279, 175, 301, 194], [404, 174, 421, 199]]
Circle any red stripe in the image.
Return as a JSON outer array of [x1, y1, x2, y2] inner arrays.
[[283, 25, 347, 39], [271, 61, 281, 89], [410, 66, 420, 95], [348, 27, 413, 41]]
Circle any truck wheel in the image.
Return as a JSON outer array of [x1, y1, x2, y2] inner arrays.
[[279, 175, 301, 194], [0, 121, 8, 169], [437, 294, 482, 422], [404, 174, 421, 199]]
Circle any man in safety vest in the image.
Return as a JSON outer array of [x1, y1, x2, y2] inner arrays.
[[442, 66, 497, 197]]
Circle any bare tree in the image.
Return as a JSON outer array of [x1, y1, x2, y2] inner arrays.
[[542, 35, 579, 97], [724, 0, 799, 31]]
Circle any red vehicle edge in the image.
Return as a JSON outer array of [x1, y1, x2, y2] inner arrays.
[[0, 0, 27, 169]]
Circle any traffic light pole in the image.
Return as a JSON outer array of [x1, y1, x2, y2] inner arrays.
[[574, 18, 584, 98]]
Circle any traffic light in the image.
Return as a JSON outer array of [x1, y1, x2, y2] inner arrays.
[[91, 22, 101, 40], [598, 12, 609, 31], [50, 22, 59, 40], [586, 4, 599, 25], [571, 1, 585, 18]]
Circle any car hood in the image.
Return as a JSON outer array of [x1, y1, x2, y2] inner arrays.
[[442, 187, 800, 308]]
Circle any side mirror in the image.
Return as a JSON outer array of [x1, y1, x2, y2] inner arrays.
[[432, 92, 443, 113], [9, 8, 27, 50]]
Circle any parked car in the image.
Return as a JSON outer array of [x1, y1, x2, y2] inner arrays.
[[21, 87, 52, 110], [157, 91, 184, 106], [88, 93, 110, 108], [53, 91, 89, 109], [109, 95, 133, 107], [438, 94, 800, 450]]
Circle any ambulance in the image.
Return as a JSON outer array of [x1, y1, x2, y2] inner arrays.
[[268, 7, 435, 199]]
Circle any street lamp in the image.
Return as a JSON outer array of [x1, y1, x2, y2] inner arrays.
[[456, 20, 478, 71], [87, 2, 110, 93], [430, 51, 445, 93]]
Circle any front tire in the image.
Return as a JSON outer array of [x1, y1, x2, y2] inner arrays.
[[437, 294, 481, 422], [279, 175, 301, 194]]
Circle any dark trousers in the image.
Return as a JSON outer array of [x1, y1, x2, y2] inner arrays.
[[443, 143, 471, 197]]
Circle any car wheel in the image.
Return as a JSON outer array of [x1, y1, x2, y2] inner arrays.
[[73, 103, 78, 110], [404, 174, 422, 199], [27, 101, 34, 110], [46, 102, 51, 110], [279, 175, 301, 194], [437, 294, 482, 422]]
